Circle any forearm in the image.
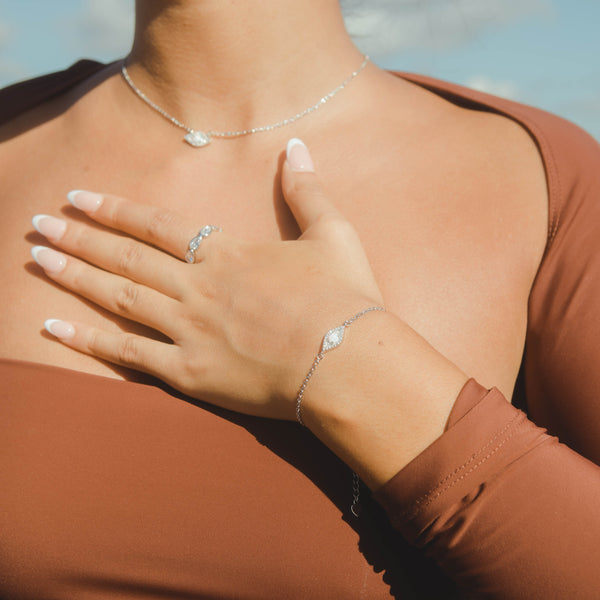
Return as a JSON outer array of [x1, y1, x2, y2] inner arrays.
[[299, 310, 468, 490], [302, 311, 600, 598]]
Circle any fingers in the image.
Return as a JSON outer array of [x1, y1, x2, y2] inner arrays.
[[44, 318, 181, 382], [33, 214, 186, 298], [282, 139, 368, 269], [31, 246, 184, 339], [281, 138, 345, 236], [66, 190, 210, 261]]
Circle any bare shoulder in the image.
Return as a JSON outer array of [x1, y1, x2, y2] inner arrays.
[[355, 68, 549, 280], [329, 68, 551, 395], [450, 96, 549, 275]]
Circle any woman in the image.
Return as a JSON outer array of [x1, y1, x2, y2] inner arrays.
[[1, 1, 599, 598]]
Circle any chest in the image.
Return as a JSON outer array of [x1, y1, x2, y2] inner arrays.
[[0, 117, 544, 396]]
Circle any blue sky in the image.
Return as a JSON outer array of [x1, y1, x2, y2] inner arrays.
[[0, 0, 598, 140]]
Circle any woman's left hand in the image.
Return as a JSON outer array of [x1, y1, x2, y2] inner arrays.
[[30, 139, 385, 420]]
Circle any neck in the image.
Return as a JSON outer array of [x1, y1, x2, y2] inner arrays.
[[125, 0, 365, 132]]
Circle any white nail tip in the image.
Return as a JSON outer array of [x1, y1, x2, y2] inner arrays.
[[32, 215, 50, 233], [44, 319, 61, 335], [66, 190, 85, 205], [30, 245, 49, 263], [286, 137, 306, 158], [44, 318, 75, 340]]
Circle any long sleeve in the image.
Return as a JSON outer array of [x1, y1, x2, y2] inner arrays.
[[374, 77, 600, 599], [374, 380, 600, 599]]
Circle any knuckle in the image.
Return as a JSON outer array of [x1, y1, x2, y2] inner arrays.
[[178, 354, 209, 393], [117, 241, 143, 275], [211, 238, 242, 264], [115, 283, 140, 314], [289, 175, 321, 197], [104, 199, 121, 227], [318, 214, 355, 238], [193, 280, 218, 301], [178, 358, 196, 387], [146, 208, 178, 242], [331, 217, 356, 236], [117, 335, 140, 366], [69, 224, 90, 253], [85, 327, 101, 354], [68, 262, 85, 288], [305, 262, 324, 278]]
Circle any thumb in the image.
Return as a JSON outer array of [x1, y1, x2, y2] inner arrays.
[[281, 138, 342, 235]]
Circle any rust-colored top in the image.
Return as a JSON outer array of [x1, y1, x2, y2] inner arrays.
[[1, 62, 599, 599]]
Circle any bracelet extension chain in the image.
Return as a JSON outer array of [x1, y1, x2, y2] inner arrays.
[[295, 306, 385, 517]]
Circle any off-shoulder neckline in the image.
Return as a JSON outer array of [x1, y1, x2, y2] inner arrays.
[[0, 62, 561, 388]]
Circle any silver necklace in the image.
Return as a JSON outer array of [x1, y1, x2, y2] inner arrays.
[[121, 56, 370, 148]]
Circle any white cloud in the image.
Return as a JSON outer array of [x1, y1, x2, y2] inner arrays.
[[465, 75, 520, 100], [558, 94, 600, 141], [0, 59, 28, 86], [68, 0, 134, 56], [0, 17, 29, 86], [340, 0, 554, 56], [0, 17, 14, 50]]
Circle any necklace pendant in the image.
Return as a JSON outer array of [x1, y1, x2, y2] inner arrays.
[[184, 130, 211, 147]]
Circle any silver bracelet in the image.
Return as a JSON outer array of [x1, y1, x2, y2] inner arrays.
[[295, 306, 385, 517]]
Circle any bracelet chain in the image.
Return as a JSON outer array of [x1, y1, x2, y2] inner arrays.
[[295, 306, 385, 517]]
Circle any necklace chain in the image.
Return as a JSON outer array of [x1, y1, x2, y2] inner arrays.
[[120, 55, 370, 147]]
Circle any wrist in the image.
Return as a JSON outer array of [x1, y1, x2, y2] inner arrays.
[[295, 306, 385, 426], [299, 310, 468, 490]]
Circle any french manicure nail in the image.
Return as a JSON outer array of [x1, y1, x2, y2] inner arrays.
[[31, 246, 67, 273], [67, 190, 104, 212], [44, 319, 75, 341], [287, 138, 315, 172], [32, 215, 67, 241]]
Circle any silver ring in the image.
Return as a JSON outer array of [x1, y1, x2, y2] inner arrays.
[[185, 225, 222, 263]]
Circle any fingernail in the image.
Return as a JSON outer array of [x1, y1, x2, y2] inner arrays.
[[67, 190, 103, 212], [287, 138, 315, 172], [44, 319, 75, 341], [32, 215, 67, 241], [31, 246, 67, 273]]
